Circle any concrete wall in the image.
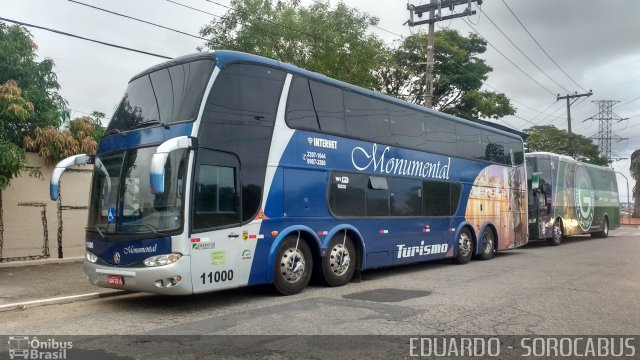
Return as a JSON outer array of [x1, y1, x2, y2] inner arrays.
[[1, 153, 93, 261]]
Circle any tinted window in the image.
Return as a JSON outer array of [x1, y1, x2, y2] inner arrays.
[[484, 132, 505, 163], [199, 64, 285, 222], [367, 177, 390, 216], [193, 165, 239, 230], [286, 76, 319, 130], [345, 92, 390, 143], [309, 81, 345, 135], [330, 172, 366, 217], [389, 105, 426, 148], [424, 115, 456, 155], [389, 177, 422, 216], [107, 59, 215, 132], [423, 181, 460, 216], [456, 124, 484, 160]]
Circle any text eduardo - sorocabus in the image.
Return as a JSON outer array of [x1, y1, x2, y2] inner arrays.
[[351, 143, 451, 180]]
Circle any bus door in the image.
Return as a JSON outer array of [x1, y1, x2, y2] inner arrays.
[[189, 148, 243, 293]]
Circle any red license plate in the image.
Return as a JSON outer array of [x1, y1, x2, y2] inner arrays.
[[107, 275, 124, 286]]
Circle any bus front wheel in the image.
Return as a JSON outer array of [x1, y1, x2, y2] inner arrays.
[[547, 220, 563, 246], [454, 228, 473, 264], [321, 233, 356, 287], [274, 235, 313, 295]]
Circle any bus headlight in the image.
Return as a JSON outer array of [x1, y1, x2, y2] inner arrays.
[[143, 253, 182, 267], [86, 251, 98, 263]]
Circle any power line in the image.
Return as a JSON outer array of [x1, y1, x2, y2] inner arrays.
[[67, 0, 207, 41], [500, 0, 587, 92], [478, 6, 570, 93], [165, 0, 221, 17], [0, 17, 172, 59], [460, 16, 557, 96]]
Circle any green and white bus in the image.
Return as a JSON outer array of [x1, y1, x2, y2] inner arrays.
[[526, 152, 620, 245]]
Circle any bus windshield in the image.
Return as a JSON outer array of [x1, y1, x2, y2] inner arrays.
[[88, 146, 188, 235], [105, 59, 215, 133]]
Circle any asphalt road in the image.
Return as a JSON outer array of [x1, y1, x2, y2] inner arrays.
[[1, 227, 639, 336]]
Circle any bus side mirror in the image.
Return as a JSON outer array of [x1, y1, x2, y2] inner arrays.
[[150, 136, 193, 194], [531, 172, 541, 192], [50, 154, 94, 200]]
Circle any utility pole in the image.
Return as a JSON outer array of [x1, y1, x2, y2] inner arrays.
[[556, 90, 592, 133], [407, 0, 483, 108], [585, 100, 628, 163]]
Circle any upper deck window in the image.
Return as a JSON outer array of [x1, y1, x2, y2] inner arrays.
[[106, 59, 215, 133]]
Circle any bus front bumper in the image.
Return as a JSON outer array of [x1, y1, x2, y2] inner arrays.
[[84, 256, 193, 295]]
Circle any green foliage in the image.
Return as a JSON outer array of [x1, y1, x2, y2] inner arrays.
[[0, 80, 35, 191], [200, 0, 386, 89], [0, 140, 26, 191], [0, 22, 67, 146], [523, 125, 610, 166], [630, 149, 640, 217], [24, 117, 100, 164], [378, 29, 515, 121]]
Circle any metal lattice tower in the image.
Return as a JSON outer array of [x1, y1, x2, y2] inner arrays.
[[588, 100, 627, 162]]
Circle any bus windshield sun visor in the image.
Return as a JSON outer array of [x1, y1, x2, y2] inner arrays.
[[50, 154, 95, 200], [150, 136, 194, 194]]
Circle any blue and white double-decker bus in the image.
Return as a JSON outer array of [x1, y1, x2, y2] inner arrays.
[[50, 51, 527, 295]]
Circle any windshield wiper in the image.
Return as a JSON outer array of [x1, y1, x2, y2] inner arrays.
[[104, 128, 121, 136], [122, 223, 160, 235], [129, 119, 168, 130], [94, 225, 108, 239]]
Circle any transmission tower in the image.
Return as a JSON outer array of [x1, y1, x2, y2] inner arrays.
[[586, 100, 628, 162]]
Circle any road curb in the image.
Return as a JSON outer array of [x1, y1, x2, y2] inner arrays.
[[0, 290, 132, 313], [0, 257, 84, 268]]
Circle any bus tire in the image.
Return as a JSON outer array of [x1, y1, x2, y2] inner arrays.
[[592, 216, 609, 238], [478, 228, 495, 261], [546, 220, 563, 246], [273, 235, 313, 296], [321, 233, 356, 287], [454, 227, 473, 264]]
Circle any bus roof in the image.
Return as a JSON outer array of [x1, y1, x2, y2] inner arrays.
[[526, 152, 613, 170], [130, 50, 525, 141]]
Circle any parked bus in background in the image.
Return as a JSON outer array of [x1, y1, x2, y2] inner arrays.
[[526, 152, 620, 246], [50, 50, 527, 296]]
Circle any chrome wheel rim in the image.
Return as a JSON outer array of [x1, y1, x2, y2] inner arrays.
[[553, 223, 562, 242], [458, 232, 472, 258], [329, 244, 351, 276], [482, 232, 493, 255], [280, 248, 305, 283]]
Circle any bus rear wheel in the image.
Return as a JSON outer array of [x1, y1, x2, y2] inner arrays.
[[454, 228, 473, 264], [592, 216, 609, 238], [478, 228, 495, 261], [274, 235, 312, 296], [321, 233, 356, 287], [546, 220, 563, 246]]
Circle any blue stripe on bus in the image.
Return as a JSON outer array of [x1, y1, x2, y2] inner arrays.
[[97, 122, 193, 154]]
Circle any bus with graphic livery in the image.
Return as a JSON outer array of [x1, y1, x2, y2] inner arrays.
[[526, 152, 620, 245], [50, 50, 527, 295]]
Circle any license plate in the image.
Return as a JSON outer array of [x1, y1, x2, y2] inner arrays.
[[107, 275, 124, 286]]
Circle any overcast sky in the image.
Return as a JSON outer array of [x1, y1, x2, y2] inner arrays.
[[2, 0, 639, 202]]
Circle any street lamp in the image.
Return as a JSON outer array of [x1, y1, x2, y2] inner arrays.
[[615, 171, 631, 225]]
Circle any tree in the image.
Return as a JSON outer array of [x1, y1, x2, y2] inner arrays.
[[630, 149, 640, 217], [23, 116, 101, 164], [378, 29, 515, 120], [523, 125, 609, 166], [200, 0, 387, 89], [0, 80, 34, 190], [0, 22, 67, 146]]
